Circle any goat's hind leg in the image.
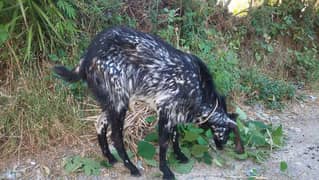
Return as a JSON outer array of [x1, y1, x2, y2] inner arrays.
[[158, 110, 175, 179], [171, 126, 189, 163], [110, 108, 141, 176], [96, 113, 117, 164]]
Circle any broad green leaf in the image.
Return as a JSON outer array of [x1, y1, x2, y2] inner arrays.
[[189, 126, 204, 134], [145, 116, 156, 123], [144, 158, 157, 167], [280, 161, 288, 172], [249, 121, 269, 130], [173, 159, 195, 174], [196, 136, 208, 145], [202, 152, 212, 165], [144, 132, 158, 142], [205, 129, 212, 138], [191, 144, 208, 157], [235, 107, 247, 120], [181, 147, 191, 158], [137, 140, 156, 159], [251, 133, 267, 146], [183, 131, 199, 142]]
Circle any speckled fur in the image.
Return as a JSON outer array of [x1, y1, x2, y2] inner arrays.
[[54, 26, 242, 179]]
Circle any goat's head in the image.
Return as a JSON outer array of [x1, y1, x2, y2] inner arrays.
[[199, 98, 244, 154]]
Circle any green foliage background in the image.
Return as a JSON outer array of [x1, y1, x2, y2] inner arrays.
[[0, 0, 318, 162]]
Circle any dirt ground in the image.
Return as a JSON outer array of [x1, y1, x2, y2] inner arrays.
[[1, 92, 318, 180]]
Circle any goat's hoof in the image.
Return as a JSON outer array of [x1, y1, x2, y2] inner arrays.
[[163, 174, 175, 180], [235, 146, 245, 154], [177, 155, 189, 163], [108, 158, 117, 165], [107, 156, 117, 165], [130, 169, 141, 177]]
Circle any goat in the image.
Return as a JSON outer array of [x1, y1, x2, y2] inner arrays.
[[54, 26, 244, 179]]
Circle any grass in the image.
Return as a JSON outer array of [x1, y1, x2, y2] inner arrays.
[[0, 68, 90, 159], [0, 0, 318, 168]]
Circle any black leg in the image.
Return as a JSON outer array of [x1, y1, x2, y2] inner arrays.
[[158, 111, 175, 180], [171, 126, 188, 163], [97, 124, 117, 164], [110, 109, 141, 176], [96, 112, 117, 164]]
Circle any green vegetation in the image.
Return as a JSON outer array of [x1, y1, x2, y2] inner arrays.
[[63, 155, 112, 175], [1, 0, 318, 175]]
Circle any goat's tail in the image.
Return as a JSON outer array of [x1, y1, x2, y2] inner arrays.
[[53, 65, 82, 83]]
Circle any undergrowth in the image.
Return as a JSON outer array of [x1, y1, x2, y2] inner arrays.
[[0, 0, 318, 165], [63, 108, 284, 176], [0, 70, 88, 158]]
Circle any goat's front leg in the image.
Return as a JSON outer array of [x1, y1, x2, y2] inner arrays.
[[158, 112, 175, 179], [110, 109, 141, 176], [171, 126, 188, 163], [96, 113, 117, 164]]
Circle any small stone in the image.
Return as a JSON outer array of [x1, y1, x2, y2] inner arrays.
[[308, 95, 317, 101]]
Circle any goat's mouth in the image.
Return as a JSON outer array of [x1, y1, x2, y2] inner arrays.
[[213, 136, 226, 150]]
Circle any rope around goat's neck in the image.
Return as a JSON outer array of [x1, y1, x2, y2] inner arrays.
[[197, 99, 219, 125]]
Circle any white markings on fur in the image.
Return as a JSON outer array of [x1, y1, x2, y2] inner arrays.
[[95, 113, 108, 134], [77, 27, 234, 140]]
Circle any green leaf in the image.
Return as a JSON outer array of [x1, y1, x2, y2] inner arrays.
[[249, 121, 269, 130], [48, 54, 59, 62], [251, 133, 267, 146], [280, 161, 288, 172], [181, 147, 191, 158], [144, 158, 157, 167], [204, 129, 212, 138], [100, 160, 112, 168], [272, 125, 283, 146], [137, 140, 156, 159], [202, 152, 212, 165], [0, 24, 8, 45], [236, 107, 247, 120], [227, 151, 249, 160], [144, 132, 158, 142], [197, 136, 208, 145], [183, 131, 200, 142], [64, 156, 83, 173], [145, 116, 156, 123], [82, 159, 101, 175], [189, 126, 204, 134], [191, 144, 208, 157], [173, 159, 195, 174]]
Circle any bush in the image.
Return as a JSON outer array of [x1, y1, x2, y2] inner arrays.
[[241, 69, 295, 109]]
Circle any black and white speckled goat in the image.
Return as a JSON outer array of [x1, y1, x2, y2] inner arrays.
[[54, 26, 244, 179]]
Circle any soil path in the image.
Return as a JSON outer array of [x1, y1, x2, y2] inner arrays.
[[1, 92, 318, 180]]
